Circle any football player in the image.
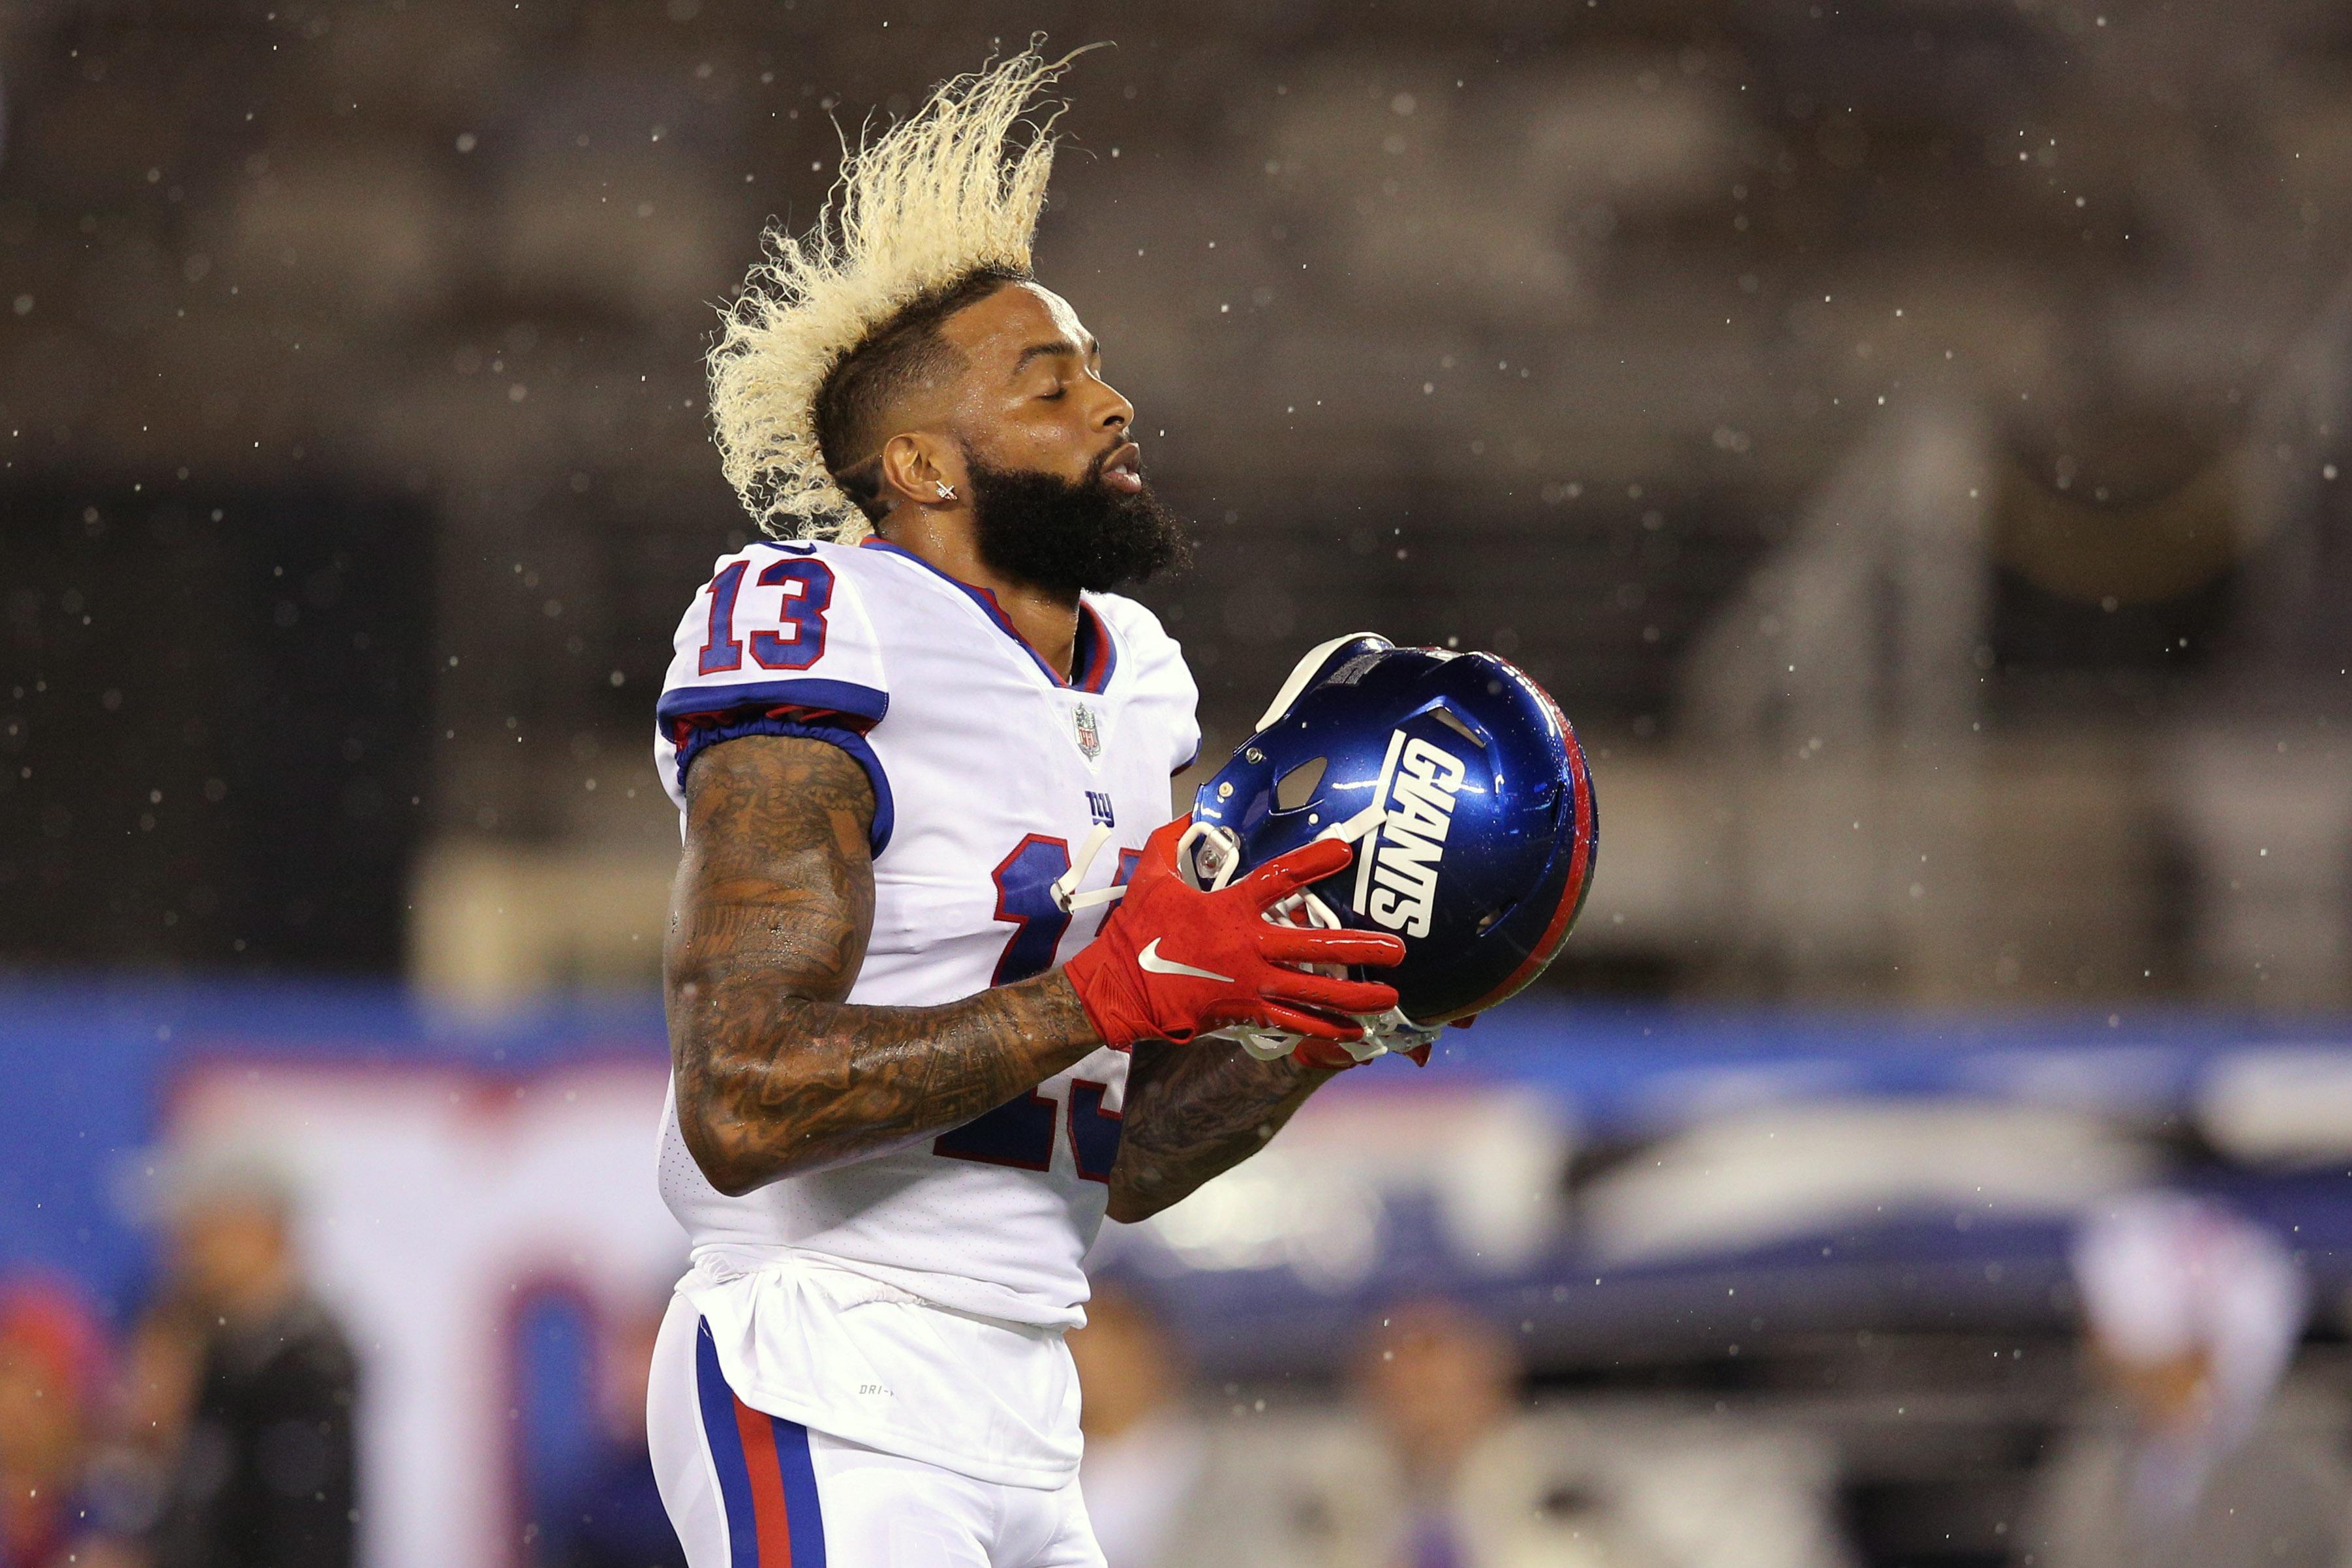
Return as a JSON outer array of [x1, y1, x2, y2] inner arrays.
[[645, 49, 1407, 1568]]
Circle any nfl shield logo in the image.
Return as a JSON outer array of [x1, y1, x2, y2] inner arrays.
[[1071, 702, 1103, 762]]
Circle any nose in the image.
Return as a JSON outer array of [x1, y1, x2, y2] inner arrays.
[[1090, 374, 1133, 435]]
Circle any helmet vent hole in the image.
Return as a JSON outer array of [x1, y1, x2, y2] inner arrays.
[[1274, 756, 1327, 811], [1476, 908, 1505, 933], [1431, 706, 1486, 748]]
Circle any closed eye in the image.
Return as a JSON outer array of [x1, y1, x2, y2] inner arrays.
[[1038, 387, 1066, 401]]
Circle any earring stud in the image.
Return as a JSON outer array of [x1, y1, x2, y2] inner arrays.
[[934, 480, 957, 501]]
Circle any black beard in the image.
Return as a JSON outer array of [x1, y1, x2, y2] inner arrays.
[[963, 449, 1191, 596]]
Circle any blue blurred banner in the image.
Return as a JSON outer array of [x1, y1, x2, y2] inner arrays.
[[0, 980, 669, 1314], [7, 978, 2349, 1320]]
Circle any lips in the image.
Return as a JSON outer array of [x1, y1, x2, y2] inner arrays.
[[1101, 441, 1144, 496]]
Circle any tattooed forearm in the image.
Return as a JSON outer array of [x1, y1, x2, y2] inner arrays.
[[664, 733, 1103, 1195], [1105, 1038, 1332, 1222]]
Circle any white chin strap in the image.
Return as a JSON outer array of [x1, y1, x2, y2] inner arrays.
[[1049, 824, 1127, 913], [1175, 813, 1441, 1066]]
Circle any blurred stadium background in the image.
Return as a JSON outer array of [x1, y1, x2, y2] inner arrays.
[[8, 1, 2352, 1565]]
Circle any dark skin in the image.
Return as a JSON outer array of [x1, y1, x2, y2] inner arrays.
[[665, 280, 1337, 1218], [856, 280, 1141, 672]]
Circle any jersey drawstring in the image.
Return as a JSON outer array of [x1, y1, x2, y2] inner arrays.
[[1049, 824, 1126, 912]]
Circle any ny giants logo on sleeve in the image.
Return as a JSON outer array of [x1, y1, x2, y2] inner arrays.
[[1351, 731, 1469, 939]]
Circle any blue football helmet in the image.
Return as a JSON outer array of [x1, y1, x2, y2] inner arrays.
[[1181, 633, 1598, 1062]]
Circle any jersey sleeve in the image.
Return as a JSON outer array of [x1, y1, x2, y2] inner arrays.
[[1172, 687, 1203, 776], [1170, 682, 1202, 776], [653, 543, 896, 852]]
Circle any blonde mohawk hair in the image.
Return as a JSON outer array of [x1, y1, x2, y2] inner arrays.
[[708, 45, 1084, 542]]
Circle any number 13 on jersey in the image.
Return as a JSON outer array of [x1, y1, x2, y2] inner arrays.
[[699, 556, 834, 675], [933, 834, 1136, 1181]]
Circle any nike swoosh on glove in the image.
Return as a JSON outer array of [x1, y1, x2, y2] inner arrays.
[[1062, 815, 1405, 1048]]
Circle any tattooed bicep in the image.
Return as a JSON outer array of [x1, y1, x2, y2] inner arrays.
[[672, 734, 878, 999], [682, 732, 876, 866]]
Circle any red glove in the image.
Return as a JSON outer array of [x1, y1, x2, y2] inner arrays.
[[1063, 816, 1405, 1048]]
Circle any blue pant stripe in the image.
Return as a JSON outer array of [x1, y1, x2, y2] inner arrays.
[[771, 1414, 828, 1567], [693, 1319, 761, 1568]]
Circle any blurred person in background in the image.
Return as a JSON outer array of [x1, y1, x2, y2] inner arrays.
[[2015, 1193, 2345, 1568], [1074, 1291, 1550, 1568], [1070, 1290, 1653, 1568], [542, 1297, 686, 1568], [1340, 1300, 1853, 1568], [1067, 1287, 1215, 1568], [0, 1280, 107, 1568], [138, 1162, 359, 1568], [1332, 1297, 1664, 1568], [1353, 1297, 1523, 1567]]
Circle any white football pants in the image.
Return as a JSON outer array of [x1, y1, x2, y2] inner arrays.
[[647, 1291, 1107, 1568]]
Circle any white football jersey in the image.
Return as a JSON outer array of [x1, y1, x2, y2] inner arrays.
[[651, 537, 1200, 1332]]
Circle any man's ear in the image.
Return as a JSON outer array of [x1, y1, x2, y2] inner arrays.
[[876, 432, 970, 510]]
